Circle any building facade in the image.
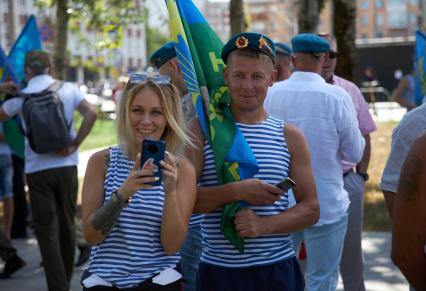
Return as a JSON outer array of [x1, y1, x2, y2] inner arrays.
[[0, 0, 147, 83], [199, 0, 421, 44]]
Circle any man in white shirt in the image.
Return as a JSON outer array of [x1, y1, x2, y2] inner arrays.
[[0, 50, 97, 291], [265, 33, 365, 291]]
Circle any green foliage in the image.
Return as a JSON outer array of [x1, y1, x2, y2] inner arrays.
[[34, 0, 147, 50], [146, 25, 169, 60]]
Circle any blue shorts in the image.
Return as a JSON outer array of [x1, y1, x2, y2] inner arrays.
[[0, 154, 13, 200], [196, 257, 304, 291]]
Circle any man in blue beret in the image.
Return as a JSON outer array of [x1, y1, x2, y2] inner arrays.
[[275, 42, 293, 81], [265, 33, 365, 291], [150, 42, 199, 291], [185, 31, 319, 291]]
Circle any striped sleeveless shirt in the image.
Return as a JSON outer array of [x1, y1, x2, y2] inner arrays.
[[87, 146, 179, 288], [199, 115, 296, 267]]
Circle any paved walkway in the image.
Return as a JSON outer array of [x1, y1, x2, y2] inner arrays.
[[0, 232, 408, 291]]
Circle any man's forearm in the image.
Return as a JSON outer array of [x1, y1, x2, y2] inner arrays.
[[260, 200, 319, 235], [73, 112, 96, 148], [194, 183, 240, 213], [382, 190, 396, 218], [356, 134, 371, 173]]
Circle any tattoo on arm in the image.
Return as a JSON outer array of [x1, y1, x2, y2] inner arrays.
[[92, 193, 125, 235], [398, 155, 423, 202]]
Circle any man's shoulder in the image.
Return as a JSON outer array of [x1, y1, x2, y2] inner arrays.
[[323, 81, 351, 101], [334, 75, 359, 90], [399, 103, 426, 127]]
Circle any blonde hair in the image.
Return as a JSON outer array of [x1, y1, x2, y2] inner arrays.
[[116, 80, 191, 158]]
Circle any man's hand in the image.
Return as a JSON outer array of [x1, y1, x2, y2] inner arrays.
[[0, 81, 19, 95], [238, 179, 283, 205], [234, 208, 264, 238], [56, 145, 78, 156]]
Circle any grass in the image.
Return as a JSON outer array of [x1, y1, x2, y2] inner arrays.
[[363, 121, 396, 231], [74, 113, 117, 152]]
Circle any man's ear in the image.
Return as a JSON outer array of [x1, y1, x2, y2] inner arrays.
[[290, 55, 297, 67], [269, 69, 277, 86], [169, 58, 180, 73], [223, 66, 229, 86]]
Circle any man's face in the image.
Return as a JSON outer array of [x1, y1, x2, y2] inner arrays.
[[320, 37, 337, 81], [158, 59, 187, 95], [274, 54, 292, 81], [224, 53, 276, 114]]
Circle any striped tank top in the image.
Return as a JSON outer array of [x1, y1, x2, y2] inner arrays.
[[87, 146, 179, 288], [199, 115, 296, 267]]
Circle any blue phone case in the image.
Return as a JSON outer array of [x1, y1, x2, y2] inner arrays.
[[141, 138, 166, 186]]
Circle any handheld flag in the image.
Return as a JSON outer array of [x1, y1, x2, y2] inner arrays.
[[0, 15, 42, 158], [0, 46, 25, 158], [415, 30, 426, 106], [167, 0, 258, 252], [2, 15, 43, 84]]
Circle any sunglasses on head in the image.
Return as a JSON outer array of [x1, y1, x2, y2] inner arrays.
[[329, 51, 339, 59], [128, 73, 171, 85]]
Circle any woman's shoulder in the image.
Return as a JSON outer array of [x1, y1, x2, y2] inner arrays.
[[88, 148, 111, 166]]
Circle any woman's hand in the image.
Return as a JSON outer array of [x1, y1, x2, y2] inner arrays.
[[160, 151, 179, 194], [118, 154, 158, 200]]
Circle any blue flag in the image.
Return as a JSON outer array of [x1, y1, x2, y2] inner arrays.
[[415, 30, 426, 106], [0, 46, 20, 84], [1, 15, 42, 84], [0, 15, 42, 158]]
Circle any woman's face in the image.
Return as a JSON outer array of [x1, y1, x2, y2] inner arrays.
[[129, 86, 167, 145]]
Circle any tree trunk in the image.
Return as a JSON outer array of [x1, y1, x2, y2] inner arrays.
[[298, 0, 325, 33], [6, 0, 15, 47], [230, 0, 244, 36], [333, 0, 356, 81], [53, 0, 69, 79]]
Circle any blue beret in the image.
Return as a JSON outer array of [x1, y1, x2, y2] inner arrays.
[[275, 42, 292, 56], [149, 42, 176, 68], [291, 33, 330, 53], [221, 32, 276, 64]]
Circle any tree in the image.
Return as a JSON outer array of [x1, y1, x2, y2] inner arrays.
[[146, 25, 169, 61], [34, 0, 146, 79], [333, 0, 356, 81], [298, 0, 326, 33], [230, 0, 244, 36]]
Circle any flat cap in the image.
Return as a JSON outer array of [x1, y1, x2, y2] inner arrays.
[[221, 32, 276, 64], [25, 50, 51, 69], [291, 33, 330, 53], [149, 42, 177, 69], [275, 42, 292, 56]]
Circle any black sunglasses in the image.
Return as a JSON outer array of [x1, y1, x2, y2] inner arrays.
[[128, 73, 171, 85], [329, 51, 339, 59]]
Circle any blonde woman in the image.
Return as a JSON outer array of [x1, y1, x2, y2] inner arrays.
[[81, 74, 196, 290]]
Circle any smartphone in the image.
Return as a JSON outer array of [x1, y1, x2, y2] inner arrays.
[[141, 138, 166, 186], [276, 177, 296, 192]]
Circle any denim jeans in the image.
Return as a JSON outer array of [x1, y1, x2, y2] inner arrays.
[[0, 154, 13, 200], [180, 225, 202, 291], [292, 213, 348, 291]]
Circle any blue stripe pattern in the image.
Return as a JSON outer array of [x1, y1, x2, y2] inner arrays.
[[199, 115, 295, 267], [87, 146, 179, 288]]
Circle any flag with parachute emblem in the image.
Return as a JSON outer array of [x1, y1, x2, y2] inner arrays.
[[167, 0, 259, 252]]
